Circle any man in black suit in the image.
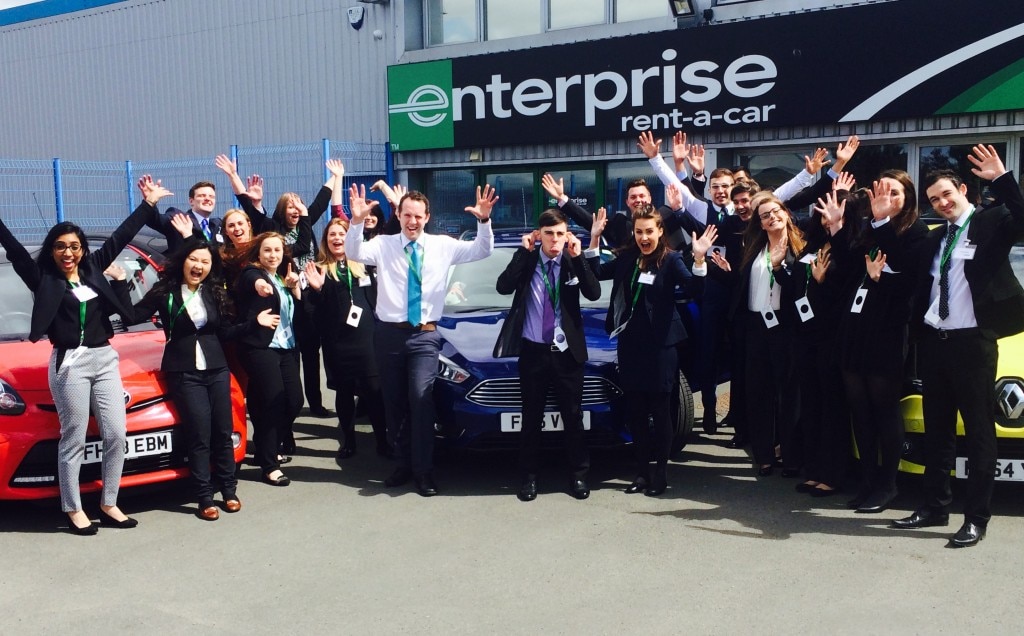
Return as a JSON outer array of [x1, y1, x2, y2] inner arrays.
[[542, 173, 666, 249], [494, 209, 601, 501], [146, 179, 223, 253], [892, 144, 1024, 547]]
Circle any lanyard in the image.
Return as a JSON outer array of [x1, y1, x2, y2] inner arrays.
[[764, 248, 776, 290], [273, 274, 294, 316], [540, 259, 560, 309], [629, 259, 644, 311], [858, 247, 879, 288], [69, 281, 86, 346], [335, 262, 353, 290], [939, 209, 974, 270], [167, 287, 201, 336]]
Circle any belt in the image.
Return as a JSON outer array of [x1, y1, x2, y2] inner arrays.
[[385, 321, 437, 332], [521, 338, 562, 353], [924, 326, 981, 340]]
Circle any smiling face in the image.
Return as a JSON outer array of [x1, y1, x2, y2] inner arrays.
[[539, 222, 568, 259], [633, 217, 663, 255], [732, 191, 753, 222], [326, 223, 347, 260], [709, 175, 735, 207], [626, 185, 652, 214], [756, 201, 789, 233], [223, 211, 252, 245], [257, 236, 285, 272], [284, 195, 302, 228], [189, 186, 216, 217], [399, 199, 430, 241], [52, 232, 83, 276], [183, 247, 213, 288], [926, 178, 970, 221]]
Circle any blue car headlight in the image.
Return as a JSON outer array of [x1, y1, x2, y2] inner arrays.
[[0, 379, 26, 415], [438, 355, 470, 384]]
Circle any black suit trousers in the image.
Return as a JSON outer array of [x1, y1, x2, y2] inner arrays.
[[166, 368, 237, 503], [518, 340, 589, 479], [238, 347, 303, 473], [918, 329, 998, 525]]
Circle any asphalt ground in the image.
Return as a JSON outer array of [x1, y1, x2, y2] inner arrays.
[[2, 385, 1024, 634]]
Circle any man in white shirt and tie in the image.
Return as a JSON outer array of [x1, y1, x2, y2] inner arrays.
[[347, 184, 496, 496]]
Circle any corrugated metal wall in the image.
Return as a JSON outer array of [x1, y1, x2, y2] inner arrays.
[[0, 0, 394, 161]]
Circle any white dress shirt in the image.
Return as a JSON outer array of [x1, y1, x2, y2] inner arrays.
[[347, 221, 494, 323], [928, 207, 978, 329], [180, 284, 208, 370], [748, 246, 782, 312]]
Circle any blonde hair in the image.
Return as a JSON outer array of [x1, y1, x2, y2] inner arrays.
[[316, 218, 366, 279]]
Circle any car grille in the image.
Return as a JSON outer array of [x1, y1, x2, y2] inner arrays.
[[465, 376, 621, 409]]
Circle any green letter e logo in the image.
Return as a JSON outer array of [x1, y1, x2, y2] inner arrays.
[[388, 60, 454, 151]]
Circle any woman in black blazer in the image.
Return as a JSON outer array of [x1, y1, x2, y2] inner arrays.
[[233, 232, 303, 486], [589, 205, 706, 496], [709, 192, 808, 477], [0, 178, 168, 534], [303, 218, 388, 460], [118, 237, 275, 520]]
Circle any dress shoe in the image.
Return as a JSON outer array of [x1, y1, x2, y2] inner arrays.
[[517, 477, 538, 502], [949, 522, 986, 548], [336, 445, 356, 460], [720, 412, 734, 428], [780, 468, 802, 478], [810, 486, 840, 498], [277, 455, 293, 465], [309, 405, 331, 418], [702, 416, 718, 435], [198, 504, 220, 521], [795, 481, 818, 494], [570, 478, 590, 500], [624, 476, 649, 494], [68, 517, 98, 536], [262, 471, 291, 487], [846, 489, 871, 510], [99, 510, 139, 529], [644, 475, 667, 497], [727, 434, 748, 449], [414, 473, 439, 497], [756, 464, 773, 477], [223, 497, 242, 513], [384, 466, 413, 487], [890, 508, 950, 529], [855, 489, 897, 514]]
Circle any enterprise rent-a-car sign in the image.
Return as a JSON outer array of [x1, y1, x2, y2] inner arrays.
[[388, 0, 1024, 152]]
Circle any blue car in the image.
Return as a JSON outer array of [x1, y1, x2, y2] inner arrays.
[[431, 237, 695, 452]]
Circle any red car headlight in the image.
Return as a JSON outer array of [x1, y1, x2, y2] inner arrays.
[[0, 380, 26, 415]]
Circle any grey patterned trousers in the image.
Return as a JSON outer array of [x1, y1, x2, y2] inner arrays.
[[48, 345, 126, 512]]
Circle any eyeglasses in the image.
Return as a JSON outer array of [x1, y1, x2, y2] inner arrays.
[[52, 242, 82, 253], [758, 208, 785, 222]]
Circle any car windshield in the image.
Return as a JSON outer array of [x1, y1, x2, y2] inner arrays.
[[1012, 243, 1024, 288], [444, 245, 613, 314], [0, 246, 161, 340]]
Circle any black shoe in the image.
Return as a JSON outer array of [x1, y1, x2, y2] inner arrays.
[[68, 516, 98, 536], [644, 475, 667, 497], [846, 489, 871, 510], [855, 489, 897, 514], [262, 471, 291, 487], [415, 473, 439, 497], [756, 465, 773, 477], [99, 510, 139, 529], [276, 455, 292, 465], [720, 412, 734, 428], [336, 446, 355, 460], [517, 476, 538, 502], [624, 476, 649, 494], [570, 478, 590, 500], [309, 405, 331, 418], [727, 434, 748, 449], [809, 486, 840, 498], [795, 481, 818, 494], [385, 466, 413, 487], [780, 468, 802, 478], [891, 508, 950, 529], [949, 522, 986, 548], [702, 416, 718, 435]]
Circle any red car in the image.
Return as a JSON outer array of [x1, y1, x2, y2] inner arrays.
[[0, 238, 247, 501]]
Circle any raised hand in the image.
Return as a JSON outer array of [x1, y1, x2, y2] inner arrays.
[[521, 230, 539, 251], [688, 144, 706, 176], [691, 225, 719, 260], [867, 179, 897, 221], [392, 183, 409, 205], [139, 175, 173, 205], [769, 235, 789, 269], [465, 184, 498, 220], [832, 171, 856, 192], [865, 249, 887, 282], [665, 183, 682, 211], [256, 308, 280, 329], [968, 144, 1007, 181], [169, 212, 194, 238], [834, 135, 860, 171], [805, 147, 831, 174], [566, 232, 582, 257], [814, 190, 846, 229], [246, 174, 264, 204], [710, 249, 731, 272], [326, 159, 345, 180], [811, 244, 831, 283], [349, 184, 370, 223], [214, 154, 238, 176], [255, 278, 274, 297], [304, 261, 325, 291], [672, 131, 691, 172], [591, 207, 608, 240], [370, 180, 402, 208], [637, 131, 662, 159], [104, 264, 127, 281], [540, 173, 565, 200], [290, 193, 309, 217]]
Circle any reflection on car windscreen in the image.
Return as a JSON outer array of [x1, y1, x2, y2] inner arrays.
[[1011, 244, 1024, 288], [443, 246, 612, 314]]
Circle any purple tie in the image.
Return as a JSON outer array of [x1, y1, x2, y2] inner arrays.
[[541, 261, 555, 344]]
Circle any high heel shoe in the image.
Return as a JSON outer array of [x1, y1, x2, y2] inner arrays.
[[99, 509, 139, 529], [624, 476, 648, 494]]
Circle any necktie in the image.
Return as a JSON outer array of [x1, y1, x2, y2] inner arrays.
[[938, 222, 958, 320], [200, 218, 212, 240], [541, 261, 556, 343], [406, 242, 422, 326], [716, 207, 725, 224]]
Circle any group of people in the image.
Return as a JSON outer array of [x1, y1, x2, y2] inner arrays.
[[6, 135, 1022, 550]]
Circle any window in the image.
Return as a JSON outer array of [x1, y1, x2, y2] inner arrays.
[[485, 170, 536, 229], [615, 0, 670, 22], [485, 0, 541, 40], [427, 0, 478, 46], [425, 169, 478, 235], [918, 142, 1006, 213], [605, 160, 664, 213], [550, 0, 605, 30]]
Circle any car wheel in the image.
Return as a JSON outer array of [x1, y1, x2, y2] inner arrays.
[[671, 371, 695, 453]]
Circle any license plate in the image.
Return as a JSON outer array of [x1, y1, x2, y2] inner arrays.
[[82, 431, 172, 465], [955, 457, 1024, 482], [500, 412, 592, 432]]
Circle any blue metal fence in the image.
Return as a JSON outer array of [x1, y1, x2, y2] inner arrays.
[[0, 140, 389, 245]]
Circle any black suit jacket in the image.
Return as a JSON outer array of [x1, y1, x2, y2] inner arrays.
[[234, 265, 297, 349], [0, 201, 157, 343], [493, 248, 601, 364], [148, 208, 223, 254], [912, 171, 1024, 340]]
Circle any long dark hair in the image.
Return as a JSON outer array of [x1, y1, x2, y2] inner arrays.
[[805, 188, 868, 249], [151, 236, 234, 320], [879, 169, 919, 236], [37, 222, 89, 274], [625, 205, 668, 270]]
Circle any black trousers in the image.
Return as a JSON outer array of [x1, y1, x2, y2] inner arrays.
[[918, 328, 998, 526], [798, 337, 850, 488], [293, 299, 324, 409], [331, 367, 387, 452], [697, 282, 731, 417], [517, 340, 589, 479], [626, 391, 672, 479], [742, 311, 798, 467], [167, 368, 237, 504], [239, 347, 303, 473]]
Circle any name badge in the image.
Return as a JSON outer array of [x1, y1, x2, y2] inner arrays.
[[953, 245, 976, 260], [850, 288, 868, 314], [71, 285, 98, 302], [298, 272, 309, 290], [347, 304, 363, 327], [709, 246, 727, 260], [358, 276, 372, 287], [638, 272, 656, 285], [215, 234, 224, 243], [923, 297, 941, 327], [565, 276, 580, 286], [761, 309, 779, 329], [279, 326, 293, 342], [609, 320, 629, 339], [552, 326, 569, 351], [798, 253, 815, 265], [795, 296, 814, 322]]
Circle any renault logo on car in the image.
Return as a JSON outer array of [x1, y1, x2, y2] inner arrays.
[[996, 378, 1024, 423]]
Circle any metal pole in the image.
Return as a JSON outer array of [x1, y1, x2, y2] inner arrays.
[[125, 160, 134, 213], [322, 138, 330, 183], [53, 158, 64, 223]]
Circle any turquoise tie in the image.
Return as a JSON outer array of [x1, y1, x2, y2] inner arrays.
[[200, 218, 212, 240], [407, 242, 422, 326]]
